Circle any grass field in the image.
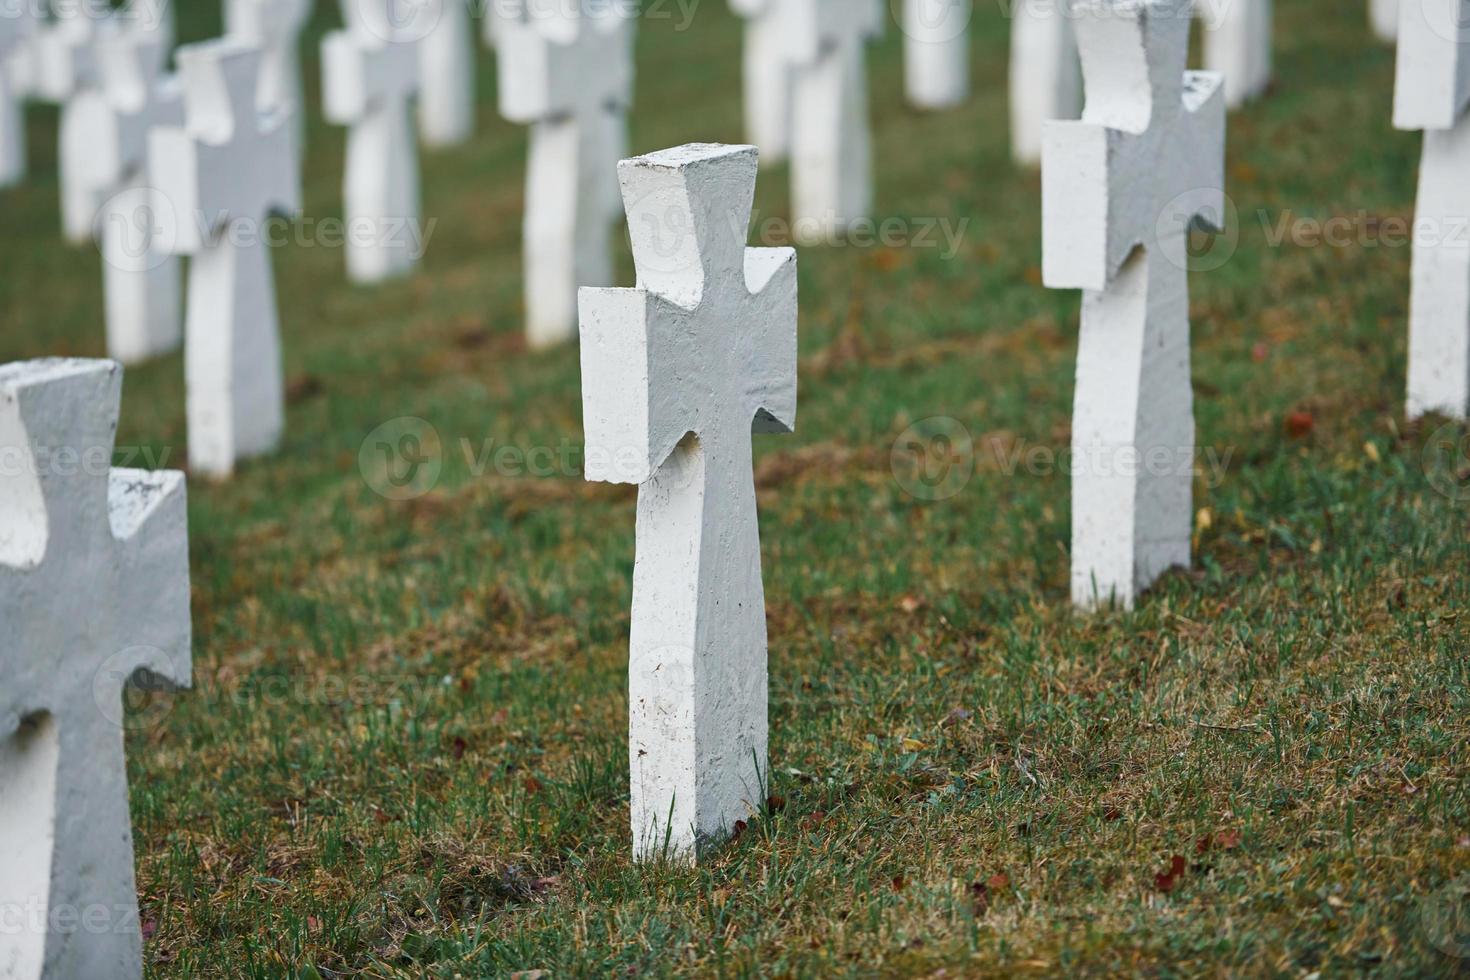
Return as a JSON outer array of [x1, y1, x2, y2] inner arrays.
[[3, 0, 1469, 976]]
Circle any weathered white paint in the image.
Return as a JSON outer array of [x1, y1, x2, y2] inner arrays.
[[224, 0, 312, 162], [1394, 0, 1470, 418], [0, 3, 37, 187], [417, 0, 476, 147], [788, 0, 882, 237], [1371, 0, 1400, 40], [36, 1, 174, 244], [323, 0, 423, 283], [580, 144, 797, 862], [150, 41, 300, 478], [62, 31, 183, 364], [1197, 0, 1272, 108], [0, 357, 191, 980], [497, 1, 634, 347], [729, 0, 792, 162], [904, 0, 971, 110], [1042, 0, 1225, 609], [1009, 0, 1080, 165]]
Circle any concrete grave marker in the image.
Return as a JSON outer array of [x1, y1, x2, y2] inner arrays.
[[730, 0, 793, 162], [417, 0, 476, 147], [0, 1, 37, 187], [788, 0, 882, 237], [0, 358, 191, 980], [497, 0, 634, 347], [1394, 0, 1470, 418], [1198, 0, 1272, 108], [580, 144, 797, 862], [1010, 0, 1080, 165], [63, 30, 184, 364], [1042, 0, 1225, 609], [904, 0, 971, 110], [150, 41, 300, 478], [323, 0, 423, 283], [224, 0, 312, 161]]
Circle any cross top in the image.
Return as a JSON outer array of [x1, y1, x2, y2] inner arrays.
[[94, 30, 168, 113], [1073, 0, 1190, 132], [786, 0, 884, 66], [496, 4, 633, 124], [1042, 0, 1225, 292], [1392, 0, 1470, 130], [0, 358, 191, 979], [0, 4, 35, 58], [581, 144, 797, 485], [324, 0, 419, 117], [152, 40, 300, 251], [227, 0, 312, 44]]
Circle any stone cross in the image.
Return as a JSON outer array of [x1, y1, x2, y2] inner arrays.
[[1394, 0, 1470, 418], [0, 1, 37, 187], [497, 1, 634, 347], [37, 0, 173, 243], [417, 0, 476, 147], [1371, 0, 1399, 41], [904, 0, 971, 110], [150, 41, 300, 478], [729, 0, 793, 162], [788, 0, 882, 237], [63, 31, 184, 364], [1009, 0, 1079, 165], [580, 144, 797, 862], [0, 357, 192, 980], [1197, 0, 1272, 108], [224, 0, 312, 162], [1042, 0, 1225, 609], [322, 0, 423, 283]]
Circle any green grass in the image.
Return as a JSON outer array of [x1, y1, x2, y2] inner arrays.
[[3, 1, 1469, 976]]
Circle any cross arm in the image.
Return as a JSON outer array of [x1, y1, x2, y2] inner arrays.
[[1041, 119, 1133, 291], [578, 289, 696, 486], [743, 247, 798, 434], [107, 468, 193, 692], [321, 30, 417, 125]]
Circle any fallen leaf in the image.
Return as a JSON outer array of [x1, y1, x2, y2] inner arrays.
[[1285, 411, 1315, 439], [987, 873, 1010, 892], [891, 875, 907, 892], [523, 776, 542, 794], [1456, 836, 1469, 849], [285, 374, 323, 405], [1154, 855, 1187, 894], [451, 737, 468, 760], [901, 737, 928, 752], [307, 915, 321, 933], [898, 595, 923, 613], [801, 810, 827, 830], [1363, 441, 1381, 463], [1251, 341, 1270, 362], [767, 795, 786, 813], [141, 918, 159, 942]]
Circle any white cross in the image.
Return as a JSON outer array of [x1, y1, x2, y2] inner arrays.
[[63, 31, 184, 364], [0, 2, 37, 187], [0, 358, 191, 980], [1371, 0, 1399, 41], [150, 41, 300, 479], [416, 0, 476, 148], [1042, 0, 1226, 610], [224, 0, 312, 162], [322, 0, 423, 284], [1009, 0, 1079, 165], [580, 143, 797, 863], [1395, 0, 1470, 418], [497, 1, 634, 347], [903, 0, 971, 110], [787, 0, 882, 238], [1197, 0, 1272, 108], [729, 0, 793, 162]]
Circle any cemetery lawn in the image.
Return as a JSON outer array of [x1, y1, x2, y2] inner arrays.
[[5, 2, 1470, 977]]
